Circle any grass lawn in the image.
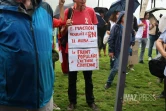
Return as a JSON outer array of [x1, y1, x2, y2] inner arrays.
[[53, 49, 165, 111]]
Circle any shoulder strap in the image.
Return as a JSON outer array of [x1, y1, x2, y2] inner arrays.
[[67, 8, 73, 19]]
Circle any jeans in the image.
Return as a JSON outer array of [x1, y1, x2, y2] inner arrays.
[[68, 71, 94, 105], [139, 38, 148, 61], [107, 56, 120, 86], [148, 35, 158, 57]]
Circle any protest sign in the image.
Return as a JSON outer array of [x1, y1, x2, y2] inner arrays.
[[68, 25, 99, 71], [68, 25, 98, 48], [68, 48, 99, 71]]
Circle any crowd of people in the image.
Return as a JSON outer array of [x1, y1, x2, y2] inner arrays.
[[0, 0, 166, 111], [96, 11, 163, 91], [54, 1, 166, 109]]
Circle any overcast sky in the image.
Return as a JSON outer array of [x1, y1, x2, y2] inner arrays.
[[46, 0, 166, 19]]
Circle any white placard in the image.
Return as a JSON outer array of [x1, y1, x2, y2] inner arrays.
[[68, 48, 99, 71], [68, 25, 98, 48]]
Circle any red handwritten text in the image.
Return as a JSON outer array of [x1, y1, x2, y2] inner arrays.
[[75, 26, 94, 30]]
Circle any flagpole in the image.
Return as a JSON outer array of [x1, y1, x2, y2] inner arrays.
[[98, 0, 100, 7]]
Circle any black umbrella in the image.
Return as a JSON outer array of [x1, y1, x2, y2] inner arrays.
[[54, 2, 74, 18], [94, 7, 108, 14], [106, 0, 140, 17], [94, 7, 109, 22]]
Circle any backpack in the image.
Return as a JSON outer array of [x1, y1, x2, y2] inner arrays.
[[60, 8, 73, 47], [52, 49, 59, 62], [149, 54, 166, 78]]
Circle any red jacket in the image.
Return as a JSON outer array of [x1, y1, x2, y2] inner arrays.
[[53, 18, 65, 28], [52, 19, 65, 49]]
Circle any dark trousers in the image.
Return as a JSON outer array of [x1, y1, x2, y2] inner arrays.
[[98, 35, 106, 50], [68, 71, 94, 105]]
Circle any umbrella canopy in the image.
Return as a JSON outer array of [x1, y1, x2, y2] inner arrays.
[[106, 0, 140, 17], [146, 7, 166, 14], [94, 7, 108, 14], [147, 7, 166, 20], [149, 13, 157, 21], [54, 2, 74, 18], [94, 7, 109, 23], [149, 13, 158, 27]]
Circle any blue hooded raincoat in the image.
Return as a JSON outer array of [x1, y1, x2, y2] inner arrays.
[[0, 0, 54, 109]]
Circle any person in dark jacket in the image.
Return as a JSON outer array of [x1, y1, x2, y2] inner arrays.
[[104, 11, 134, 89], [0, 0, 64, 110], [106, 11, 119, 69], [97, 10, 107, 56]]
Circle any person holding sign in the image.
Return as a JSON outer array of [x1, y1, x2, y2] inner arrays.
[[62, 0, 98, 110]]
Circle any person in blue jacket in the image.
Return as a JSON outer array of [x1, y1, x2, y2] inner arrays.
[[104, 11, 135, 89], [0, 0, 64, 110]]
